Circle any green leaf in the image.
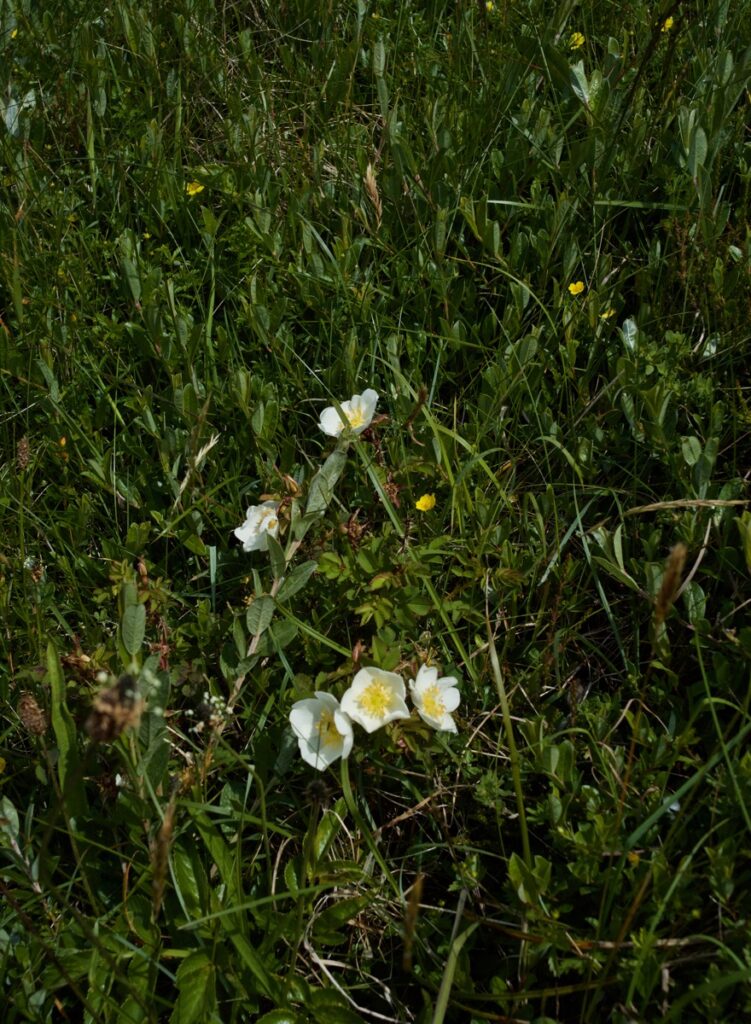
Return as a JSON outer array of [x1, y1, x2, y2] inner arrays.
[[246, 594, 275, 636], [255, 1012, 304, 1024], [306, 449, 348, 516], [47, 641, 87, 820], [313, 798, 348, 862], [569, 60, 589, 106], [172, 845, 209, 919], [313, 895, 370, 932], [170, 952, 215, 1024], [681, 436, 702, 466], [508, 853, 551, 905], [266, 533, 287, 580], [121, 603, 146, 656], [736, 512, 751, 574], [277, 560, 318, 602], [0, 796, 19, 846]]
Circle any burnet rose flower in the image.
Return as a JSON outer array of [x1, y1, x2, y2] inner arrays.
[[409, 665, 460, 733], [289, 691, 354, 770], [234, 501, 280, 552], [340, 666, 410, 733], [319, 388, 378, 437]]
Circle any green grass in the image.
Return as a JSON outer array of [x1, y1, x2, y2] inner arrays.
[[1, 0, 751, 1021]]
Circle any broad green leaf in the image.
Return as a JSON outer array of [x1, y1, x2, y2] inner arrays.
[[246, 594, 275, 636], [255, 1011, 304, 1024], [306, 449, 348, 516], [170, 952, 215, 1024], [569, 60, 589, 106], [266, 533, 287, 580], [277, 560, 317, 602], [121, 603, 146, 656], [313, 798, 348, 862], [508, 853, 551, 905], [681, 436, 702, 466], [0, 796, 19, 846]]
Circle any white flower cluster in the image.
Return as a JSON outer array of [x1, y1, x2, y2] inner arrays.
[[234, 390, 379, 550], [289, 664, 461, 771], [232, 387, 463, 772]]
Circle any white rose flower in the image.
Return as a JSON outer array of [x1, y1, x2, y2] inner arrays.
[[234, 501, 280, 552], [289, 691, 354, 770], [340, 666, 410, 733], [409, 665, 460, 733], [319, 388, 379, 437]]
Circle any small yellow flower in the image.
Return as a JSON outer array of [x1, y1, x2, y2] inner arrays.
[[627, 850, 641, 866], [485, 1, 494, 11], [568, 280, 585, 296], [11, 28, 18, 39], [415, 493, 436, 512], [59, 437, 67, 448], [600, 307, 616, 320], [143, 232, 151, 239], [569, 31, 585, 50], [185, 181, 204, 197], [661, 16, 674, 32]]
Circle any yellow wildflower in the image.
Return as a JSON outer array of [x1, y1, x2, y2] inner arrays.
[[568, 280, 585, 296], [11, 28, 18, 39], [485, 1, 494, 11], [185, 181, 205, 197], [661, 16, 674, 32], [569, 31, 585, 50], [415, 493, 436, 512], [599, 307, 616, 320]]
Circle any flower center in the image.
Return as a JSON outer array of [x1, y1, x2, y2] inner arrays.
[[421, 685, 446, 720], [358, 679, 392, 718], [316, 710, 339, 746], [258, 509, 278, 532], [347, 406, 366, 429]]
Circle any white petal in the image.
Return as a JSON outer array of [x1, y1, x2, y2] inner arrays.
[[319, 406, 345, 436], [360, 389, 379, 417], [415, 665, 438, 689], [441, 688, 461, 713], [297, 736, 343, 770], [289, 701, 319, 740], [314, 691, 339, 711]]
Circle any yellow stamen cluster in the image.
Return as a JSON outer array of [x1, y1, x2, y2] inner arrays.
[[358, 680, 393, 718], [316, 710, 339, 746], [421, 685, 446, 720]]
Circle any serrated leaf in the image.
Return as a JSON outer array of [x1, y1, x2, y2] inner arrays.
[[246, 595, 275, 636], [121, 603, 146, 656], [170, 952, 215, 1024]]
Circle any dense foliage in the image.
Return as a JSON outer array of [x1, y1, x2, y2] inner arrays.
[[1, 1, 750, 1021]]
